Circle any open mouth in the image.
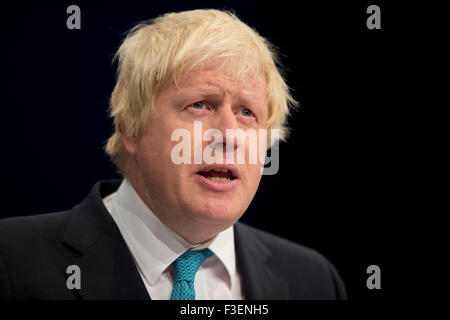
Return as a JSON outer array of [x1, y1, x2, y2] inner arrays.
[[196, 166, 238, 182]]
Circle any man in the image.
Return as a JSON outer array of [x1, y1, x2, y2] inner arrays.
[[0, 9, 346, 300]]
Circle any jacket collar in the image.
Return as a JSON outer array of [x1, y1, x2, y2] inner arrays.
[[234, 222, 289, 299], [62, 180, 149, 300]]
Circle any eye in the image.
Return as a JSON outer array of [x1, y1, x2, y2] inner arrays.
[[239, 108, 255, 117], [191, 101, 205, 109]]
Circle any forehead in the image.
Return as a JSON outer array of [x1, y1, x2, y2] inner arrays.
[[175, 61, 268, 101]]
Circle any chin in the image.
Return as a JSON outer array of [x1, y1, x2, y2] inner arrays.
[[188, 197, 245, 225]]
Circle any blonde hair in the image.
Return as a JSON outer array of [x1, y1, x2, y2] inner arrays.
[[105, 9, 298, 172]]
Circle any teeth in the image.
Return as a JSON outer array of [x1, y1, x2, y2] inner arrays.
[[212, 168, 229, 172], [207, 177, 230, 182]]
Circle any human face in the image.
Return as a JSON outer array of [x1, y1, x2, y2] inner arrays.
[[127, 64, 268, 242]]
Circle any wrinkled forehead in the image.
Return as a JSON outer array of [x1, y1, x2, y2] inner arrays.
[[174, 57, 267, 94]]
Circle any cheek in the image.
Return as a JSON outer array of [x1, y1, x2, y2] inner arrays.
[[246, 164, 263, 193], [135, 131, 171, 180], [141, 116, 182, 159], [136, 122, 193, 185]]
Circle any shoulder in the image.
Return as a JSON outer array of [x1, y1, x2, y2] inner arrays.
[[0, 210, 75, 270], [0, 210, 76, 299], [0, 210, 72, 247], [0, 179, 118, 247], [235, 222, 347, 299], [235, 221, 330, 265]]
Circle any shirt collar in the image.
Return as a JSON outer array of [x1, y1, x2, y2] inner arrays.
[[108, 179, 237, 286]]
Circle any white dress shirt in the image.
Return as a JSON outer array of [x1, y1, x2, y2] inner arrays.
[[102, 179, 244, 300]]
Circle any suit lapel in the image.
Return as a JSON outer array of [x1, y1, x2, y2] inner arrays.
[[234, 222, 288, 299], [68, 232, 149, 300], [61, 180, 149, 300]]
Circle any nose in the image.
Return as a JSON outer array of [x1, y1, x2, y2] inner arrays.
[[214, 105, 238, 133], [207, 104, 239, 153]]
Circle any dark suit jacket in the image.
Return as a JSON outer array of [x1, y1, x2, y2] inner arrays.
[[0, 180, 347, 300]]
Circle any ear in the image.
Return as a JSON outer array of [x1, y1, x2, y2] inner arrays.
[[119, 123, 138, 156]]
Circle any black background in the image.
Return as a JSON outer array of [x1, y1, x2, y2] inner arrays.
[[0, 0, 417, 301]]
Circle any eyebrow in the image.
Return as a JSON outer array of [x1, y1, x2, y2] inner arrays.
[[178, 82, 265, 108]]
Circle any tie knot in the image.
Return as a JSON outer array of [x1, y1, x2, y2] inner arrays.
[[172, 248, 214, 282]]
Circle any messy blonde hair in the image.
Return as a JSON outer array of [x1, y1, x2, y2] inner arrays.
[[105, 9, 298, 172]]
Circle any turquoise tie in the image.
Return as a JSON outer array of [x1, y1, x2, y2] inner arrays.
[[170, 248, 214, 300]]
